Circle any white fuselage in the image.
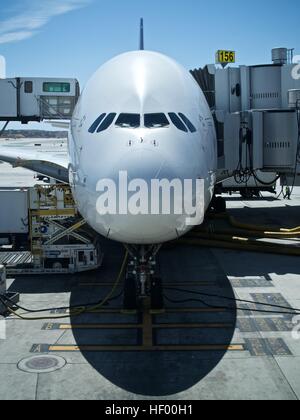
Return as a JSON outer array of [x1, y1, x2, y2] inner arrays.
[[69, 51, 217, 244]]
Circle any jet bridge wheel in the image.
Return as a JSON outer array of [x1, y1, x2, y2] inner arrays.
[[240, 188, 260, 199]]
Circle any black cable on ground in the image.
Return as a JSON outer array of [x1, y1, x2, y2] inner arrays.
[[0, 288, 124, 314], [164, 287, 300, 316], [0, 251, 128, 320], [163, 294, 300, 316]]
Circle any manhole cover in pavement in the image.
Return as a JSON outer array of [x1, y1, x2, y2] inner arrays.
[[18, 355, 66, 374]]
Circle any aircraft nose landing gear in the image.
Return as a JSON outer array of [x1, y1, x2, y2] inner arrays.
[[123, 245, 164, 313]]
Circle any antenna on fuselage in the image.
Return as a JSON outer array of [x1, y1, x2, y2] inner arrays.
[[139, 18, 144, 50]]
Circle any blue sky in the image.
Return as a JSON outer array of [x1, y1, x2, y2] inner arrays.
[[0, 0, 299, 129]]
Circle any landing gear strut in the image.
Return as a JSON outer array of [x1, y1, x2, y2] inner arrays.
[[123, 245, 164, 312]]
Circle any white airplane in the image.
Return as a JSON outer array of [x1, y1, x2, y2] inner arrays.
[[0, 20, 222, 309]]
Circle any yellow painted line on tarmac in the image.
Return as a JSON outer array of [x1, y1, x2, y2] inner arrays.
[[166, 308, 226, 313], [52, 322, 232, 330], [58, 324, 142, 330], [48, 344, 244, 352], [153, 323, 233, 329]]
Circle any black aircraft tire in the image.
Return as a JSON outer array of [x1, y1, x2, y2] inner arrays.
[[151, 277, 164, 311], [123, 275, 138, 311]]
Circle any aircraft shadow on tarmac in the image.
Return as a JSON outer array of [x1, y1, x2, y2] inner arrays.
[[8, 203, 300, 396], [67, 241, 237, 396]]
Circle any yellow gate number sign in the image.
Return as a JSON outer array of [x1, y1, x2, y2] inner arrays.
[[216, 50, 236, 65]]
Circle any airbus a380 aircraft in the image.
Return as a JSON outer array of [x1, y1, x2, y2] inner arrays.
[[0, 21, 220, 309]]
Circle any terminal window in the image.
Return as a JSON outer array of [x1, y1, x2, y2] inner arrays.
[[41, 96, 74, 117], [43, 82, 71, 93]]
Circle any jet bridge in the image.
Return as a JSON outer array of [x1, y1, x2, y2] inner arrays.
[[0, 77, 80, 125], [192, 47, 300, 187]]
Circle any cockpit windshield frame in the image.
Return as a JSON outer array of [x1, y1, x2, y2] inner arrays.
[[178, 113, 197, 133], [97, 113, 117, 132], [144, 113, 170, 129], [88, 112, 197, 134], [88, 113, 106, 133], [115, 113, 141, 129]]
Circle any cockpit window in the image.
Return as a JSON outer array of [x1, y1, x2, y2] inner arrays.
[[115, 113, 140, 128], [88, 113, 106, 133], [144, 113, 170, 128], [178, 113, 197, 133], [97, 113, 117, 132], [168, 113, 188, 132]]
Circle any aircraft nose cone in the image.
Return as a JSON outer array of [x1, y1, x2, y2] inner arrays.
[[89, 147, 204, 244], [109, 213, 183, 244], [101, 149, 196, 244], [117, 148, 167, 180]]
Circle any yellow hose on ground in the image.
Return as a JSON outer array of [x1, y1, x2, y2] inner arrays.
[[188, 232, 300, 248], [5, 251, 128, 321], [182, 209, 300, 256], [192, 228, 300, 240], [88, 250, 128, 313], [281, 226, 300, 233], [209, 213, 300, 234], [179, 238, 300, 257]]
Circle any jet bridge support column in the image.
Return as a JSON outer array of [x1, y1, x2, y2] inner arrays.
[[205, 46, 300, 187], [221, 108, 300, 184], [0, 265, 19, 315], [0, 121, 9, 137], [0, 266, 6, 296]]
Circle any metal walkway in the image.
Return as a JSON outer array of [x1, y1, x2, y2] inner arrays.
[[0, 251, 32, 266]]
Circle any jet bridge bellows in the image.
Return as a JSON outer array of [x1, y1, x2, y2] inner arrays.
[[192, 48, 300, 185], [0, 78, 80, 123]]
